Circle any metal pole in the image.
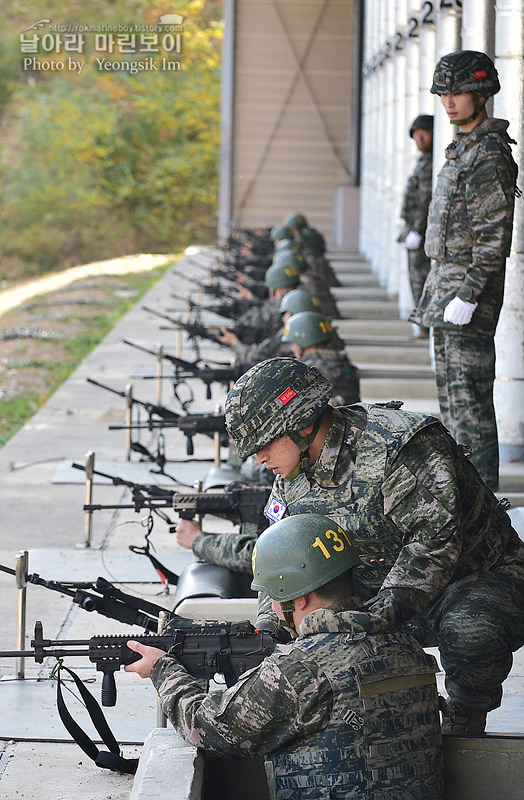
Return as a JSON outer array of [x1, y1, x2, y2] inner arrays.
[[156, 343, 164, 407], [83, 450, 95, 548], [156, 610, 169, 727], [15, 550, 28, 679], [125, 384, 133, 461]]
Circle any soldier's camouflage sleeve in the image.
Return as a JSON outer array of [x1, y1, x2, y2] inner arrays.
[[400, 154, 432, 235], [192, 530, 255, 573], [456, 142, 516, 303], [149, 649, 332, 756], [367, 426, 462, 625], [233, 328, 288, 366], [411, 154, 433, 235]]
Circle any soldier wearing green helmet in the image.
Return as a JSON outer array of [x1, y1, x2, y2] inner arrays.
[[281, 310, 360, 405], [225, 356, 524, 734], [411, 50, 518, 491], [398, 114, 433, 335], [218, 258, 300, 353], [126, 513, 443, 799]]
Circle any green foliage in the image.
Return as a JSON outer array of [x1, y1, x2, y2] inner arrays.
[[0, 393, 41, 447], [0, 0, 222, 278]]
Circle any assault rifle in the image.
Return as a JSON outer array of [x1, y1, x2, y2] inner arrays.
[[173, 481, 271, 529], [87, 377, 179, 422], [0, 564, 164, 632], [177, 271, 238, 301], [121, 339, 246, 399], [143, 305, 263, 346], [170, 293, 256, 320], [1, 618, 276, 705], [80, 469, 269, 531], [86, 376, 227, 451]]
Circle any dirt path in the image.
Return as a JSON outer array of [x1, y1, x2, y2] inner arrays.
[[0, 253, 174, 316]]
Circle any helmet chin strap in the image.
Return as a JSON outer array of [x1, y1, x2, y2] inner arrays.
[[451, 92, 486, 126], [285, 415, 323, 481], [280, 600, 296, 633]]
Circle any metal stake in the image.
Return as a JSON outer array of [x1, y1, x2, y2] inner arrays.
[[15, 550, 28, 679], [83, 450, 95, 548]]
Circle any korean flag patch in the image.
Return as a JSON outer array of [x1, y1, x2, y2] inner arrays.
[[265, 495, 287, 522]]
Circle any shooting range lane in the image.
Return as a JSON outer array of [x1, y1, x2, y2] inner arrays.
[[0, 246, 523, 800]]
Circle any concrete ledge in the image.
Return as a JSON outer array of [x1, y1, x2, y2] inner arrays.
[[129, 728, 203, 800], [130, 728, 524, 800], [443, 733, 524, 800]]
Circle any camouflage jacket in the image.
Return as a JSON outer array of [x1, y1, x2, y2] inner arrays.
[[302, 347, 360, 406], [151, 601, 442, 800], [258, 404, 521, 631], [237, 296, 282, 336], [399, 152, 433, 239], [193, 522, 258, 573], [410, 118, 518, 334], [233, 326, 293, 367]]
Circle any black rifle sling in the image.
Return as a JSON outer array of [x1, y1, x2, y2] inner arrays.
[[128, 544, 180, 585], [55, 663, 139, 774]]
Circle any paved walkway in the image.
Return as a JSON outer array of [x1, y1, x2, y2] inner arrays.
[[0, 247, 522, 799]]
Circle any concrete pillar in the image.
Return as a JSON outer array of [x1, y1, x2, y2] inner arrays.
[[493, 0, 524, 462], [387, 0, 408, 303], [359, 1, 375, 262], [375, 2, 389, 286], [432, 2, 462, 189], [418, 3, 437, 112]]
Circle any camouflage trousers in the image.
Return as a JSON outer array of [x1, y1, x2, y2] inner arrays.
[[433, 329, 498, 490], [407, 247, 431, 309], [422, 563, 524, 712]]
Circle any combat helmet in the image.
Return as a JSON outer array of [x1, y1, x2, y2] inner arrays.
[[275, 238, 301, 254], [264, 261, 301, 290], [270, 224, 292, 242], [409, 114, 434, 138], [284, 212, 308, 230], [273, 248, 308, 274], [282, 311, 334, 351], [431, 50, 500, 97], [224, 357, 333, 462], [251, 513, 361, 630], [279, 287, 322, 316]]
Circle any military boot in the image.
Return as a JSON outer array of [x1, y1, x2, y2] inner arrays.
[[440, 697, 487, 733]]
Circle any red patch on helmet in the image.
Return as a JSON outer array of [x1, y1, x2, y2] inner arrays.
[[474, 69, 487, 79], [278, 387, 297, 405]]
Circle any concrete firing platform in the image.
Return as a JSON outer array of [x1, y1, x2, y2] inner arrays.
[[0, 246, 523, 800]]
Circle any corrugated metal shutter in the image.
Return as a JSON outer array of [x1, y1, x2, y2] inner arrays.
[[230, 0, 355, 242]]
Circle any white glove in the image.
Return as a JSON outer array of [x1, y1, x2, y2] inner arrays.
[[404, 230, 423, 250], [443, 297, 478, 325]]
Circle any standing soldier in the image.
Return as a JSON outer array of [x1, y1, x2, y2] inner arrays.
[[410, 51, 518, 491], [398, 114, 434, 337]]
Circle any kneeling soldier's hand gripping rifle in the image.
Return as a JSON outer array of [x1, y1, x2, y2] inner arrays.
[[0, 618, 276, 774]]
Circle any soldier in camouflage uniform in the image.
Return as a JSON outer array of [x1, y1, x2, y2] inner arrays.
[[224, 357, 524, 733], [218, 260, 301, 360], [398, 114, 433, 332], [126, 513, 443, 799], [410, 52, 518, 491], [281, 310, 360, 405]]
